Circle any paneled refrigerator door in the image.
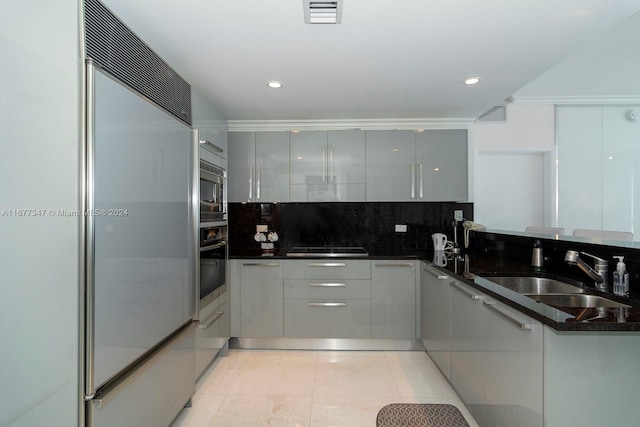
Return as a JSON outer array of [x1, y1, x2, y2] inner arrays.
[[87, 67, 195, 394]]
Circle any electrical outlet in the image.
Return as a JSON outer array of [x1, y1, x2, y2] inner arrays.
[[256, 224, 268, 232], [395, 224, 407, 233], [454, 210, 464, 221]]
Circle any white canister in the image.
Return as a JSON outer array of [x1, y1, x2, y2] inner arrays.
[[432, 233, 448, 251]]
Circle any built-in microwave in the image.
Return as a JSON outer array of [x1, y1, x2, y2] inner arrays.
[[200, 159, 226, 222]]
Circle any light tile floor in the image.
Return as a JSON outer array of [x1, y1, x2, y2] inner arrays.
[[171, 349, 480, 427]]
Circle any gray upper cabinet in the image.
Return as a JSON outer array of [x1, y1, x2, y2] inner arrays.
[[290, 130, 366, 201], [416, 129, 468, 201], [365, 129, 468, 202], [227, 131, 290, 203], [365, 130, 416, 201]]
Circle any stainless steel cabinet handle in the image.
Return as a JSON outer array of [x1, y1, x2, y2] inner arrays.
[[256, 164, 261, 200], [308, 262, 346, 267], [450, 281, 483, 300], [329, 146, 334, 182], [199, 140, 223, 153], [418, 163, 423, 199], [200, 240, 228, 251], [322, 147, 327, 182], [483, 300, 532, 330], [92, 322, 195, 408], [424, 267, 448, 279], [410, 163, 416, 199], [242, 262, 280, 267], [308, 282, 347, 287], [199, 309, 224, 328], [375, 262, 414, 267], [308, 302, 347, 307], [249, 164, 254, 201]]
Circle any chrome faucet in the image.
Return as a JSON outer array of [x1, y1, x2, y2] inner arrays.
[[564, 250, 609, 292]]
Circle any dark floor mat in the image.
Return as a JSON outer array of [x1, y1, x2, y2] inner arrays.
[[376, 403, 471, 427]]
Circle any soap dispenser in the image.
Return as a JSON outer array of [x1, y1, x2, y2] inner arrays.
[[613, 256, 629, 297], [531, 240, 544, 272]]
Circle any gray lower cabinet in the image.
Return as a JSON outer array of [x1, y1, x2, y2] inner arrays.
[[449, 280, 543, 427], [420, 262, 452, 381], [283, 259, 372, 338], [239, 260, 284, 337], [195, 293, 229, 380], [371, 261, 417, 339]]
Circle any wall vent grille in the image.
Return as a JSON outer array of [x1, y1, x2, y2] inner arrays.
[[84, 0, 192, 125], [303, 0, 343, 24]]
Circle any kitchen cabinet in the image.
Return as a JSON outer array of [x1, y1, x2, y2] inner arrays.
[[365, 130, 416, 201], [420, 262, 452, 381], [195, 288, 229, 380], [482, 298, 542, 427], [283, 259, 372, 338], [416, 129, 467, 201], [290, 130, 366, 201], [238, 260, 284, 337], [371, 261, 417, 339], [449, 280, 543, 427], [365, 129, 468, 201], [198, 128, 227, 169], [227, 131, 289, 203], [450, 280, 486, 418]]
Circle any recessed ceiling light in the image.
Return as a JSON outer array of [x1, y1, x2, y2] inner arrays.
[[267, 81, 283, 89], [464, 77, 481, 86]]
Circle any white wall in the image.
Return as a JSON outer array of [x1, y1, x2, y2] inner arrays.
[[0, 1, 80, 426], [469, 104, 556, 230]]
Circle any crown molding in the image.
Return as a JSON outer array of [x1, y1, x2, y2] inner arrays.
[[510, 95, 640, 105], [227, 118, 476, 132]]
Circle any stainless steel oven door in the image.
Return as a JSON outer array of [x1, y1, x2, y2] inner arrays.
[[199, 239, 227, 311]]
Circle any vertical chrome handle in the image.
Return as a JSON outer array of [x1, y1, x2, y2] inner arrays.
[[329, 146, 334, 182], [248, 164, 254, 201], [256, 164, 261, 200], [322, 147, 327, 182], [418, 163, 423, 199], [410, 164, 416, 199], [84, 60, 96, 397]]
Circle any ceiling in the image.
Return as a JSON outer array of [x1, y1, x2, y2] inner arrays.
[[99, 0, 640, 121]]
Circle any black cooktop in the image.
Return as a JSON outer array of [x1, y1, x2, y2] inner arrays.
[[286, 246, 368, 258]]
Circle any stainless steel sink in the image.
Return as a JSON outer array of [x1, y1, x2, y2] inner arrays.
[[488, 276, 585, 294], [526, 294, 631, 308]]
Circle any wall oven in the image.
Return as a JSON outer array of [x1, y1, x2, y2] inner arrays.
[[200, 159, 226, 222], [199, 225, 227, 311]]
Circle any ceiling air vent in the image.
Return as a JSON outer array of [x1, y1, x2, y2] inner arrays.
[[303, 0, 343, 24]]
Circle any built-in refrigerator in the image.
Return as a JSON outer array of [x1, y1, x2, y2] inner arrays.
[[83, 0, 197, 425]]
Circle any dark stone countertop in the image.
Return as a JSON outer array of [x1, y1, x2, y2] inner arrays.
[[229, 246, 640, 332]]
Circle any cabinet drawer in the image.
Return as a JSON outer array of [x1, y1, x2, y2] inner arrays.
[[284, 279, 371, 299], [284, 299, 371, 338], [284, 259, 370, 280]]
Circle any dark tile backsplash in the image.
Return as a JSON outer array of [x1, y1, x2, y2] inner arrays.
[[228, 202, 473, 255]]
